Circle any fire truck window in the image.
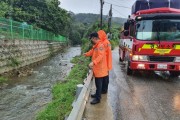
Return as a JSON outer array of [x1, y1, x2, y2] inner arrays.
[[158, 21, 180, 41], [136, 20, 153, 40], [136, 19, 180, 41]]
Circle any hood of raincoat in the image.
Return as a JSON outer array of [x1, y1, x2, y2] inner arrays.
[[98, 30, 107, 41]]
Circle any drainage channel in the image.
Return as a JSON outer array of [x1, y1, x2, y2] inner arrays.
[[0, 47, 81, 120]]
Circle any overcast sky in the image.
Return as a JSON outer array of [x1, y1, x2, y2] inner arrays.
[[59, 0, 136, 18]]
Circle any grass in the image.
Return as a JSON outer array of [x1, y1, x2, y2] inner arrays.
[[81, 38, 92, 53], [110, 39, 119, 50], [36, 55, 90, 120], [0, 76, 7, 84]]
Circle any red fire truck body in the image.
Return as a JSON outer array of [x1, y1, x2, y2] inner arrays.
[[119, 0, 180, 76]]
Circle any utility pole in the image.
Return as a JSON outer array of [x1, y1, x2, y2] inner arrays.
[[108, 4, 112, 33], [100, 0, 104, 29]]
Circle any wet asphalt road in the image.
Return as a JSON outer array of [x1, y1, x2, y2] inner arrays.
[[108, 48, 180, 120]]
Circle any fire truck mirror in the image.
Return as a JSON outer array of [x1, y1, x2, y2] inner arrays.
[[124, 30, 129, 36], [124, 22, 130, 30]]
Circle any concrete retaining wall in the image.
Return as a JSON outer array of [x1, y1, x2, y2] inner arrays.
[[0, 39, 65, 74]]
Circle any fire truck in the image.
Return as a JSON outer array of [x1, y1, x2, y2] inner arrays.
[[119, 0, 180, 76]]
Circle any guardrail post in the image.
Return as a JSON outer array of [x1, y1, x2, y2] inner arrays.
[[67, 71, 93, 120], [75, 84, 83, 100]]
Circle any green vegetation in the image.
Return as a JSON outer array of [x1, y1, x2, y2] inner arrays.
[[0, 0, 124, 45], [110, 39, 119, 50], [81, 38, 92, 53], [1, 0, 71, 36], [69, 13, 125, 45], [0, 1, 10, 17], [0, 17, 67, 42], [0, 0, 85, 45], [36, 56, 90, 120], [73, 13, 127, 26], [81, 20, 121, 52], [10, 57, 20, 67], [0, 76, 7, 84], [34, 13, 122, 120], [0, 1, 122, 119]]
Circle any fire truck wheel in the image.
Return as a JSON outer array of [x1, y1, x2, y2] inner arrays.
[[127, 61, 133, 75], [169, 71, 180, 77]]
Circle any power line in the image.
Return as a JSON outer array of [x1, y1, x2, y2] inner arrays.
[[112, 8, 127, 18], [104, 1, 131, 9], [109, 0, 130, 5]]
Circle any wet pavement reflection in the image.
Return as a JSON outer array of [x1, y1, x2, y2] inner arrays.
[[0, 47, 81, 120], [108, 48, 180, 120]]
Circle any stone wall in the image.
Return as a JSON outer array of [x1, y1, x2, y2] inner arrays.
[[0, 39, 65, 74]]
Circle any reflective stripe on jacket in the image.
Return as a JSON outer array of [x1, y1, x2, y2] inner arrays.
[[85, 40, 108, 77]]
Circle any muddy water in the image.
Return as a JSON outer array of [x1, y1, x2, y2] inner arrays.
[[0, 47, 81, 120]]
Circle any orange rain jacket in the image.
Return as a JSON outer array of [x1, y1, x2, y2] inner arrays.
[[84, 40, 108, 78], [98, 30, 112, 71]]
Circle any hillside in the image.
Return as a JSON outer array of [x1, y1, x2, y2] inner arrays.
[[73, 13, 127, 26]]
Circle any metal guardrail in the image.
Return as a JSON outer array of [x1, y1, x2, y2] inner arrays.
[[67, 70, 93, 120]]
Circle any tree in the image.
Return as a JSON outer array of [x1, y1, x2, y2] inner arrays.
[[69, 30, 81, 45], [1, 0, 72, 36], [0, 2, 10, 17]]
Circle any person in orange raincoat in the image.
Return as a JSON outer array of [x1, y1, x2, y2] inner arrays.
[[84, 32, 108, 104], [98, 30, 112, 94]]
